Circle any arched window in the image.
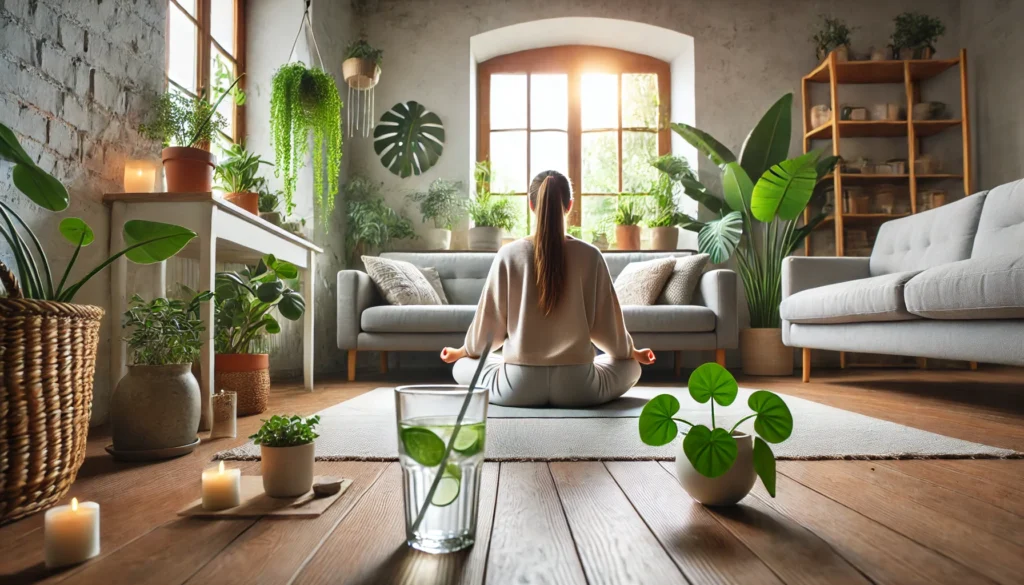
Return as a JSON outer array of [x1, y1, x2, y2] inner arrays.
[[477, 46, 670, 240]]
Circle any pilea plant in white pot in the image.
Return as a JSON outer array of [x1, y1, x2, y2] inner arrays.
[[250, 414, 320, 497], [638, 362, 793, 506]]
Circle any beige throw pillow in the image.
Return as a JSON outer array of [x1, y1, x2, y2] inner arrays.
[[362, 256, 443, 305], [420, 267, 449, 305], [657, 254, 710, 305], [614, 257, 677, 306]]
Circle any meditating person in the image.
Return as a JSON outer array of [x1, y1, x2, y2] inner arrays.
[[441, 170, 655, 407]]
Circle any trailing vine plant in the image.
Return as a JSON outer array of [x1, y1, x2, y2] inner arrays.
[[270, 62, 343, 228]]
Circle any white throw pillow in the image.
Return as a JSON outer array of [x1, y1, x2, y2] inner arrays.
[[420, 267, 449, 305], [657, 254, 710, 305], [362, 256, 443, 305], [614, 257, 677, 306]]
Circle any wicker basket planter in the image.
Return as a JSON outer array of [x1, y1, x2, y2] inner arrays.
[[0, 298, 104, 524], [214, 353, 270, 416]]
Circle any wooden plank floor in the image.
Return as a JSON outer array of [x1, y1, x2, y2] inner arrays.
[[1, 366, 1021, 585]]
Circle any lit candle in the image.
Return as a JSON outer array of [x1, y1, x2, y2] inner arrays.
[[44, 497, 100, 569], [123, 160, 157, 193], [202, 461, 241, 510]]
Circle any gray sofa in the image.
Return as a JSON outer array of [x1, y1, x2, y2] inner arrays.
[[337, 251, 738, 380], [781, 178, 1024, 380]]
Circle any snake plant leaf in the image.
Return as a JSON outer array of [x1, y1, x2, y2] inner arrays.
[[750, 151, 820, 222], [753, 437, 778, 497], [722, 162, 754, 213], [688, 362, 739, 406], [698, 210, 743, 264], [638, 394, 681, 446], [670, 123, 736, 168], [683, 425, 738, 478], [373, 101, 445, 178], [748, 390, 793, 443], [739, 93, 793, 183], [277, 289, 305, 321], [122, 221, 197, 264], [58, 218, 95, 247]]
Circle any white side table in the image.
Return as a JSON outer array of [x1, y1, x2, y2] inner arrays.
[[104, 193, 323, 430]]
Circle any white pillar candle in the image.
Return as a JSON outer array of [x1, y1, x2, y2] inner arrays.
[[44, 498, 100, 569], [202, 461, 241, 510], [123, 160, 157, 193]]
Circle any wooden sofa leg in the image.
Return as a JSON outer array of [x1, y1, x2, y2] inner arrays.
[[674, 351, 682, 378], [802, 348, 811, 383], [347, 350, 357, 382], [970, 361, 978, 371], [380, 351, 389, 374], [715, 349, 726, 368]]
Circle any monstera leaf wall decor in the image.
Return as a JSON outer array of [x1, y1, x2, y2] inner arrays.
[[373, 101, 445, 178]]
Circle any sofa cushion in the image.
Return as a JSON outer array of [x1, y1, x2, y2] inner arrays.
[[971, 179, 1024, 259], [420, 267, 449, 304], [614, 257, 676, 306], [363, 256, 443, 305], [623, 306, 716, 333], [869, 195, 986, 276], [905, 254, 1024, 320], [361, 305, 476, 333], [381, 252, 495, 305], [657, 254, 709, 305], [780, 270, 922, 324]]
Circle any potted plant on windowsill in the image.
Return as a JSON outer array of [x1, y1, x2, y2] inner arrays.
[[214, 254, 305, 416], [250, 414, 320, 497], [0, 122, 196, 522], [646, 157, 695, 251], [891, 12, 945, 60], [613, 195, 646, 250], [409, 178, 468, 250], [811, 16, 854, 63], [110, 290, 213, 459], [139, 76, 241, 193], [214, 142, 274, 215], [342, 39, 383, 90], [344, 175, 416, 264], [469, 161, 518, 251]]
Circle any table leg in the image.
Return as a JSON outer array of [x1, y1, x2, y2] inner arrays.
[[197, 208, 217, 431], [303, 248, 315, 391], [109, 202, 128, 393]]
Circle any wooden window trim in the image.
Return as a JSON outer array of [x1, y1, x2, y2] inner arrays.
[[477, 45, 670, 227]]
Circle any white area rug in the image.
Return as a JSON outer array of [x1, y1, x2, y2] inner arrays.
[[215, 386, 1018, 462]]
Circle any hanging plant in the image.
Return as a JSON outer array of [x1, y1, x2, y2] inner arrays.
[[373, 101, 445, 178], [269, 62, 343, 227]]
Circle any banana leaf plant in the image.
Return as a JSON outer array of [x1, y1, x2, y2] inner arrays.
[[0, 122, 196, 301], [658, 94, 838, 328], [214, 254, 305, 354]]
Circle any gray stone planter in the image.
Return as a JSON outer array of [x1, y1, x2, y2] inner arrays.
[[469, 226, 502, 250], [110, 364, 200, 454], [261, 442, 315, 497]]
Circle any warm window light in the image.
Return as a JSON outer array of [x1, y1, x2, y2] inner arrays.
[[123, 160, 157, 193]]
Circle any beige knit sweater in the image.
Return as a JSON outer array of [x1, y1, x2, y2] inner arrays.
[[464, 237, 635, 365]]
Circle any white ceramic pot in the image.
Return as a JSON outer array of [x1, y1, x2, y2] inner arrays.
[[676, 432, 756, 506], [650, 226, 679, 251], [111, 364, 200, 454], [261, 442, 315, 497], [468, 226, 502, 250], [423, 228, 452, 250]]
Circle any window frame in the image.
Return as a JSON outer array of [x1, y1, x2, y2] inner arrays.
[[165, 0, 247, 146], [477, 45, 670, 228]]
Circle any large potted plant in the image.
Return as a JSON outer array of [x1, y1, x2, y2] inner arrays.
[[342, 39, 383, 90], [891, 12, 945, 59], [110, 291, 212, 459], [250, 414, 320, 497], [214, 142, 273, 215], [214, 255, 305, 416], [139, 77, 241, 192], [270, 63, 342, 227], [667, 94, 838, 375], [613, 195, 646, 250], [343, 175, 416, 264], [409, 178, 468, 250], [0, 122, 195, 521], [469, 161, 517, 251], [811, 16, 853, 62]]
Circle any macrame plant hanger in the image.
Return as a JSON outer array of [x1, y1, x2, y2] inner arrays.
[[342, 20, 380, 138], [287, 0, 325, 71]]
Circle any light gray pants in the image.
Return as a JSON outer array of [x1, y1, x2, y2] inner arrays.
[[452, 354, 642, 408]]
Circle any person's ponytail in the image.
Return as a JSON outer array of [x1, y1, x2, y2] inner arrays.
[[530, 171, 572, 315]]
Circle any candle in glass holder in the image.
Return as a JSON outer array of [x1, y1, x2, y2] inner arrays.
[[123, 160, 157, 193], [211, 390, 237, 439], [202, 461, 241, 510], [44, 498, 100, 568]]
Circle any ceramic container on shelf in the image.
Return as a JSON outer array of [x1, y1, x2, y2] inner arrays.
[[914, 155, 940, 175], [468, 226, 502, 250], [869, 46, 888, 61], [261, 441, 315, 497], [876, 185, 897, 214], [649, 227, 679, 251], [614, 225, 641, 250], [110, 364, 200, 455], [912, 102, 947, 121], [810, 105, 831, 128], [423, 228, 452, 250], [162, 147, 216, 192], [676, 432, 756, 505], [871, 103, 900, 121]]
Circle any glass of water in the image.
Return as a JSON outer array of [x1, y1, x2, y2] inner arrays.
[[395, 385, 488, 554]]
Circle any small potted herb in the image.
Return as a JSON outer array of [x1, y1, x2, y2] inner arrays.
[[344, 175, 416, 263], [250, 414, 321, 497], [811, 16, 854, 62], [639, 362, 793, 505], [257, 186, 286, 227], [613, 195, 646, 250], [139, 76, 241, 192], [111, 290, 212, 458], [214, 142, 273, 215], [342, 39, 383, 90], [469, 161, 518, 250], [409, 178, 468, 250], [891, 12, 945, 60]]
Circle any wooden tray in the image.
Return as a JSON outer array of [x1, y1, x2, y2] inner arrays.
[[178, 476, 352, 518]]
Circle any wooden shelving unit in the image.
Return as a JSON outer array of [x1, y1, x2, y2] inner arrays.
[[801, 49, 972, 257]]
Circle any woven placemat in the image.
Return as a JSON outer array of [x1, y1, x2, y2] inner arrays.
[[178, 475, 352, 518]]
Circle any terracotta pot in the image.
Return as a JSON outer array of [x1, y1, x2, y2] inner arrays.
[[676, 432, 756, 506], [110, 364, 200, 454], [423, 228, 452, 250], [614, 225, 641, 250], [650, 226, 679, 251], [215, 353, 270, 416], [342, 57, 380, 90], [468, 226, 502, 250], [224, 192, 259, 215], [162, 146, 216, 192], [739, 328, 794, 376], [261, 442, 315, 497]]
